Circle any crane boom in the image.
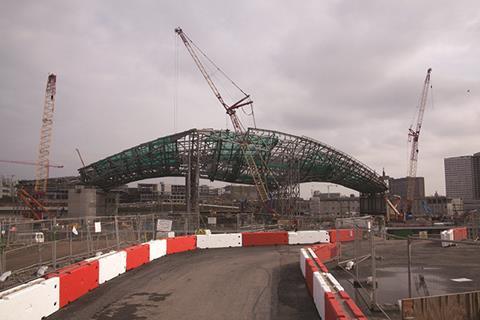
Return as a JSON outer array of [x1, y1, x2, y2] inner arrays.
[[35, 73, 57, 193], [174, 27, 272, 206], [0, 159, 63, 168], [406, 68, 432, 214]]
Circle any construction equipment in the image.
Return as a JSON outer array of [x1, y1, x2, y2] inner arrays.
[[175, 27, 276, 214], [34, 73, 57, 194], [13, 74, 58, 220], [0, 160, 63, 168], [406, 68, 432, 216]]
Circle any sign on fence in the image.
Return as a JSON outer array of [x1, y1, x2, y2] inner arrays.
[[156, 219, 172, 232], [94, 222, 102, 233], [207, 217, 217, 225]]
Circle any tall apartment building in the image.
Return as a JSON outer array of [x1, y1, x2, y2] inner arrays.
[[444, 153, 480, 200]]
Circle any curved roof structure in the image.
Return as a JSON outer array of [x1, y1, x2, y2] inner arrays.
[[79, 128, 387, 193]]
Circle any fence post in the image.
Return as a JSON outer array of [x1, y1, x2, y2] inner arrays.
[[114, 215, 120, 250], [407, 236, 412, 298], [152, 213, 156, 240], [52, 217, 57, 270]]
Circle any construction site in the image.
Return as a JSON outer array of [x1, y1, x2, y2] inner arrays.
[[1, 12, 480, 320]]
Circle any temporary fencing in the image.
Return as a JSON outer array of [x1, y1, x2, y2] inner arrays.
[[0, 227, 365, 320]]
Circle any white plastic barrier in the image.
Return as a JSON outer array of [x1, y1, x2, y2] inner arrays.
[[288, 230, 330, 245], [87, 251, 127, 284], [325, 272, 344, 292], [300, 248, 309, 277], [148, 239, 167, 261], [196, 233, 242, 249], [313, 271, 331, 319], [307, 248, 318, 259], [441, 230, 455, 247], [0, 277, 59, 320]]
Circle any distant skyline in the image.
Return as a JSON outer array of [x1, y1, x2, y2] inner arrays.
[[1, 1, 479, 198]]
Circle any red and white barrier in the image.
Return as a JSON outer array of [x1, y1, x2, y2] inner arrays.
[[86, 251, 127, 284], [288, 230, 330, 245], [1, 228, 362, 319], [242, 231, 289, 246], [148, 239, 167, 261], [441, 229, 454, 247], [0, 277, 59, 320], [196, 233, 242, 249], [45, 261, 99, 308], [313, 272, 331, 320]]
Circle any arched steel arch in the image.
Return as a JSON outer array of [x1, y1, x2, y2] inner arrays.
[[79, 128, 387, 194]]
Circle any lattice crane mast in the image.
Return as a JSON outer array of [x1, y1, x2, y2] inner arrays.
[[406, 68, 432, 216], [174, 27, 272, 208]]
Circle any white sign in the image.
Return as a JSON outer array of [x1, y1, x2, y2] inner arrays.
[[207, 217, 217, 225], [156, 219, 172, 232], [94, 221, 102, 233]]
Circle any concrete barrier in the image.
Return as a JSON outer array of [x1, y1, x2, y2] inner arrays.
[[87, 251, 127, 284], [196, 233, 242, 249], [148, 239, 167, 261], [0, 277, 59, 320], [288, 230, 330, 245], [313, 271, 331, 320]]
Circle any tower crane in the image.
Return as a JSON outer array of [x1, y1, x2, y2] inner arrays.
[[175, 27, 276, 214], [10, 74, 58, 220], [406, 68, 432, 217]]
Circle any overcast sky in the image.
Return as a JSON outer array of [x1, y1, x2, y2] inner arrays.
[[1, 1, 479, 197]]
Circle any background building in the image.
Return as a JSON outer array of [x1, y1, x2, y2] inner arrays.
[[445, 153, 480, 213], [309, 191, 359, 217]]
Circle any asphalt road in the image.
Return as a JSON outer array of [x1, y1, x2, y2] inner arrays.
[[48, 246, 320, 320]]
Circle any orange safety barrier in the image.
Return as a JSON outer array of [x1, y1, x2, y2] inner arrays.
[[124, 244, 150, 271], [311, 243, 337, 261], [242, 231, 289, 246], [305, 259, 318, 296], [324, 292, 347, 320], [167, 235, 197, 254], [329, 229, 357, 243], [453, 227, 467, 241], [338, 290, 367, 319], [44, 261, 99, 308], [313, 257, 329, 273]]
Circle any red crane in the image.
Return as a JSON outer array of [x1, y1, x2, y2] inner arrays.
[[406, 68, 432, 216]]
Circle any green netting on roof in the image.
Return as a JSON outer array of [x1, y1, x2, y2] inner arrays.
[[79, 128, 387, 193]]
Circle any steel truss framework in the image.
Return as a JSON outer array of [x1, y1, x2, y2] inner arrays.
[[79, 127, 387, 202], [79, 128, 387, 197]]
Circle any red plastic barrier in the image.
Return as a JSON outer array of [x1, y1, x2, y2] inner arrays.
[[313, 257, 329, 273], [45, 261, 99, 307], [453, 227, 467, 241], [242, 231, 288, 246], [324, 292, 347, 320], [305, 259, 318, 296], [311, 243, 337, 261], [329, 229, 356, 243], [338, 290, 367, 319], [124, 244, 150, 271], [167, 235, 197, 254]]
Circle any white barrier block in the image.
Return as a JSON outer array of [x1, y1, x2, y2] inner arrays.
[[87, 251, 127, 284], [148, 239, 167, 261], [325, 272, 344, 292], [0, 277, 59, 320], [307, 248, 318, 259], [196, 233, 242, 249], [313, 271, 331, 319], [288, 230, 330, 245], [441, 230, 455, 247], [300, 248, 309, 277]]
